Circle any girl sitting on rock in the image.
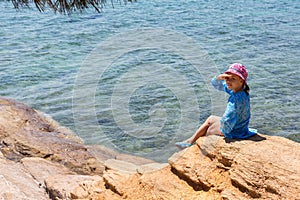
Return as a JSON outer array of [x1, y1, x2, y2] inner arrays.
[[176, 63, 257, 149]]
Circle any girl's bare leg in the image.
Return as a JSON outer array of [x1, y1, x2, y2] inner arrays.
[[185, 115, 222, 144], [206, 116, 222, 136]]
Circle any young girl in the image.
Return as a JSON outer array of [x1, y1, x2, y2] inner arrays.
[[176, 63, 257, 149]]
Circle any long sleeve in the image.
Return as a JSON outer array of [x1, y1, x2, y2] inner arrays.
[[211, 76, 230, 94]]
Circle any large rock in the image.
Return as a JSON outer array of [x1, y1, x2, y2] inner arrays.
[[104, 158, 168, 175], [1, 96, 300, 199], [20, 157, 75, 187], [101, 134, 300, 200], [0, 97, 106, 175], [43, 173, 123, 200], [0, 157, 50, 200], [169, 134, 300, 199], [103, 167, 221, 200]]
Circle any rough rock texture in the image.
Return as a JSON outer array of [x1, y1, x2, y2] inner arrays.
[[0, 96, 299, 200], [0, 157, 50, 199], [0, 97, 106, 175], [103, 167, 221, 200], [169, 135, 300, 199], [102, 135, 300, 200], [45, 175, 105, 199], [0, 97, 160, 199], [20, 157, 75, 187]]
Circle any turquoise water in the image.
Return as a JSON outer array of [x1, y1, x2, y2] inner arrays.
[[1, 0, 299, 161]]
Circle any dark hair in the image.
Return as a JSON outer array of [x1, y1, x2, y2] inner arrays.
[[244, 84, 250, 95]]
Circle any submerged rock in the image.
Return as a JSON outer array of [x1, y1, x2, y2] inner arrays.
[[0, 96, 299, 199]]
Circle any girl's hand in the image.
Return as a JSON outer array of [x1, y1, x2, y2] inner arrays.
[[217, 73, 232, 81]]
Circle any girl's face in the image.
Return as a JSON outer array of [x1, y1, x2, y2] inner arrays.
[[225, 73, 244, 92]]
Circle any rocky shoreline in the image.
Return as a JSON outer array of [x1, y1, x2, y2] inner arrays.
[[0, 97, 299, 199]]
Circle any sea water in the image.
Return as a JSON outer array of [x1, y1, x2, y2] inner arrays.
[[0, 0, 299, 162]]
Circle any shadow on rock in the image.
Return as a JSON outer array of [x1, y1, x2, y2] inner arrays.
[[224, 133, 266, 143]]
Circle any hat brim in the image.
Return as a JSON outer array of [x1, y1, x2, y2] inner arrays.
[[225, 69, 248, 85]]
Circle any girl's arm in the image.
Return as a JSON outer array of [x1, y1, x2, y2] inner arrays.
[[211, 74, 231, 93], [217, 73, 232, 81]]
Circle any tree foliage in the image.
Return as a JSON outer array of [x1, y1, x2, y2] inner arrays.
[[11, 0, 135, 14]]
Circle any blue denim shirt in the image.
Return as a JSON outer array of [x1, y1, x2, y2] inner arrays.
[[211, 76, 257, 139]]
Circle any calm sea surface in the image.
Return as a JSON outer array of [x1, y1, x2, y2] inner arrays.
[[1, 0, 299, 161]]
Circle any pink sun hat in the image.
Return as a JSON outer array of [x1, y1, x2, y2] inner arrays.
[[224, 63, 248, 85]]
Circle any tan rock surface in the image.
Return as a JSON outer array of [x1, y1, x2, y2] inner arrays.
[[101, 134, 300, 200], [86, 144, 119, 162], [105, 159, 139, 174], [0, 157, 50, 200], [104, 158, 169, 175], [169, 134, 300, 199], [103, 167, 221, 200], [115, 153, 155, 165], [45, 174, 104, 199], [1, 96, 300, 200], [21, 157, 75, 187], [136, 162, 169, 174], [0, 97, 105, 175]]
